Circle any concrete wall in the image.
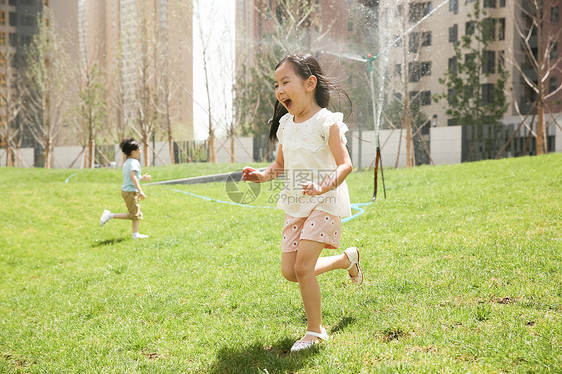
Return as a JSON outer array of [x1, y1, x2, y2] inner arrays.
[[430, 126, 462, 165]]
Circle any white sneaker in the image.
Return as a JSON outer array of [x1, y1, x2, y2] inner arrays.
[[100, 210, 112, 226], [132, 233, 149, 239]]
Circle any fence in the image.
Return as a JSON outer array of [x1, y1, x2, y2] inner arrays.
[[1, 116, 561, 169]]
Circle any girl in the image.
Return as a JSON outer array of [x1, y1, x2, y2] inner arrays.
[[100, 138, 151, 239], [242, 54, 363, 352]]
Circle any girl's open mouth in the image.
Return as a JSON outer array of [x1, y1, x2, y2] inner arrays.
[[283, 99, 292, 110]]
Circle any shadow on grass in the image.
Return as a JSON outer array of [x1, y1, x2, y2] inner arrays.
[[207, 337, 319, 374], [91, 238, 127, 247], [208, 316, 356, 373]]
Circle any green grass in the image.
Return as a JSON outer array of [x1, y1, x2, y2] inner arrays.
[[0, 154, 561, 373]]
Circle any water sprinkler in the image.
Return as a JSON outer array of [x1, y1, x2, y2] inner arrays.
[[362, 52, 386, 201]]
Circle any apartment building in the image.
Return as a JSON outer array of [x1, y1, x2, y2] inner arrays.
[[0, 0, 44, 156], [236, 0, 561, 131], [380, 0, 561, 128], [76, 0, 194, 142]]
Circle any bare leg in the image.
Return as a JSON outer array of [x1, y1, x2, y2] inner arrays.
[[282, 251, 358, 282], [294, 239, 324, 340], [109, 213, 139, 234], [112, 213, 130, 220]]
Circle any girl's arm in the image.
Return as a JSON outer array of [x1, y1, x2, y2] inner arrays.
[[242, 144, 285, 183], [131, 171, 147, 199], [302, 124, 353, 195]]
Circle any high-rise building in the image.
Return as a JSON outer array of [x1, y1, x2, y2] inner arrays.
[[0, 0, 44, 156], [51, 0, 194, 146], [236, 0, 561, 131]]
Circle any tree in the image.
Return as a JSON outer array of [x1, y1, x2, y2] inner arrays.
[[0, 50, 25, 167], [194, 0, 217, 162], [23, 8, 68, 168], [436, 1, 509, 161], [234, 0, 330, 142], [76, 62, 107, 168], [510, 0, 562, 155]]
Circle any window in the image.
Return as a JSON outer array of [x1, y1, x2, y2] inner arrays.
[[482, 83, 495, 105], [395, 64, 402, 76], [409, 2, 432, 23], [466, 21, 475, 36], [421, 31, 432, 46], [551, 42, 558, 60], [409, 91, 419, 106], [395, 4, 403, 17], [0, 73, 6, 87], [498, 18, 505, 40], [483, 50, 496, 74], [450, 0, 458, 14], [448, 57, 458, 73], [499, 0, 506, 7], [483, 18, 496, 41], [465, 53, 476, 67], [0, 52, 5, 65], [549, 77, 558, 94], [9, 12, 16, 27], [421, 91, 431, 106], [0, 11, 5, 26], [394, 35, 402, 47], [498, 50, 505, 71], [0, 32, 5, 46], [421, 62, 432, 76], [449, 24, 458, 42], [552, 6, 560, 24], [447, 88, 456, 105], [21, 15, 36, 27], [409, 63, 421, 82], [409, 32, 419, 53], [394, 92, 402, 101], [484, 0, 497, 8]]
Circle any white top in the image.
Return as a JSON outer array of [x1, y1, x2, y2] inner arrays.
[[276, 108, 352, 218]]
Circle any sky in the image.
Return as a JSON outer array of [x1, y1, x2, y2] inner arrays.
[[192, 0, 236, 141]]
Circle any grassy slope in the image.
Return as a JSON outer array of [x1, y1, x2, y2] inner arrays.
[[0, 154, 560, 373]]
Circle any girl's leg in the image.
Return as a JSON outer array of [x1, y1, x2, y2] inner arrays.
[[294, 239, 325, 340], [282, 250, 358, 282], [315, 253, 358, 277], [132, 219, 139, 233]]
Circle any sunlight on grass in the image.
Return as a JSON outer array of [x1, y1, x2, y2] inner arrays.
[[0, 154, 560, 372]]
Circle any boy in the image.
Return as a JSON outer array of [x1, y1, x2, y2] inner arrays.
[[100, 138, 151, 239]]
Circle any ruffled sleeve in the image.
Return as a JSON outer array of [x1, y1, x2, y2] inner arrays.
[[276, 113, 291, 144], [322, 111, 349, 146]]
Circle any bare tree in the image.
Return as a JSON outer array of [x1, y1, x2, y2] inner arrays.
[[193, 0, 218, 162], [0, 50, 25, 167], [235, 0, 330, 141], [510, 0, 562, 155], [76, 62, 107, 168], [132, 0, 159, 166], [23, 8, 68, 168]]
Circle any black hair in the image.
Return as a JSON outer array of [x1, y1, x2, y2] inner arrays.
[[119, 138, 140, 157], [269, 53, 351, 142]]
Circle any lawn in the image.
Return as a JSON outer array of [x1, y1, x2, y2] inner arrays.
[[0, 154, 560, 373]]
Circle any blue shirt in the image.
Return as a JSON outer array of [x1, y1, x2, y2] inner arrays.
[[122, 158, 141, 192]]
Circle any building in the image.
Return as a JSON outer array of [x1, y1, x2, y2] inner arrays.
[[235, 0, 561, 159], [74, 0, 194, 143]]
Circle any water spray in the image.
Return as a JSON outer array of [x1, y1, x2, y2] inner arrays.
[[363, 53, 386, 201]]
